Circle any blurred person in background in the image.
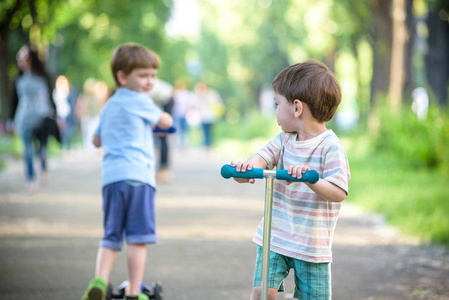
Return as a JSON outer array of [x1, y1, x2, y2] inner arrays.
[[194, 82, 224, 150], [412, 87, 429, 121], [76, 79, 109, 151], [172, 79, 196, 148], [149, 78, 174, 182], [53, 75, 76, 149], [7, 45, 58, 192]]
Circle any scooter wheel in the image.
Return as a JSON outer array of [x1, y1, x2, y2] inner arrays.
[[151, 281, 164, 300], [105, 283, 114, 300]]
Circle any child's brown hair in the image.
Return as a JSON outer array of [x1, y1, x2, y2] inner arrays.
[[272, 60, 341, 123], [111, 43, 160, 86]]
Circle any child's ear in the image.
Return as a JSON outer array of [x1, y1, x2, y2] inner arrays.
[[293, 99, 303, 117], [117, 70, 127, 86]]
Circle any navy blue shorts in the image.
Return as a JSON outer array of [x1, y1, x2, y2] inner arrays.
[[100, 180, 156, 250]]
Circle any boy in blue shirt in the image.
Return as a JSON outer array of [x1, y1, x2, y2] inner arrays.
[[82, 43, 173, 300]]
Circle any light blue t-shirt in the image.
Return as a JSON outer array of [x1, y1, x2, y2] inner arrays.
[[95, 88, 162, 188]]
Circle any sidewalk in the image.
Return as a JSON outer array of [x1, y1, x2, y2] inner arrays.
[[0, 148, 448, 299]]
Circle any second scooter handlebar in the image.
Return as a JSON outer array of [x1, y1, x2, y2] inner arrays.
[[153, 126, 176, 133], [221, 164, 319, 184]]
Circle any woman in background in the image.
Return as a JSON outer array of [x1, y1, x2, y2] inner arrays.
[[8, 45, 56, 192]]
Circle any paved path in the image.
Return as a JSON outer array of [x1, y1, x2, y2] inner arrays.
[[0, 148, 448, 300]]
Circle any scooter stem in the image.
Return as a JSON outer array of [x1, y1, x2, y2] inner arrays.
[[261, 174, 275, 300]]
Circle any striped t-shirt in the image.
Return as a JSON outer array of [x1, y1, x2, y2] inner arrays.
[[254, 130, 350, 263]]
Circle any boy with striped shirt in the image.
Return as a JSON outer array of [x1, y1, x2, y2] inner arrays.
[[231, 61, 350, 300]]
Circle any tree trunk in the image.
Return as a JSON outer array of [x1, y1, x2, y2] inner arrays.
[[368, 0, 393, 133], [388, 0, 408, 112], [425, 7, 449, 106], [0, 32, 10, 122], [0, 0, 26, 122], [403, 0, 415, 103], [369, 0, 393, 109]]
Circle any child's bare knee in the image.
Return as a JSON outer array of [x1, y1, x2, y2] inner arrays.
[[250, 286, 278, 300], [250, 286, 260, 300]]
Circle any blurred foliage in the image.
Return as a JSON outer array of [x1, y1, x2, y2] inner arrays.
[[1, 0, 448, 170], [213, 112, 279, 159], [215, 112, 278, 142], [0, 134, 60, 160], [0, 134, 22, 159], [0, 0, 389, 115], [346, 137, 449, 247], [373, 104, 449, 174], [3, 0, 177, 87], [2, 0, 448, 116]]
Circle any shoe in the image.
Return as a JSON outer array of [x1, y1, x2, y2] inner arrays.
[[26, 180, 38, 194], [124, 293, 149, 300], [40, 171, 49, 185], [81, 278, 108, 300]]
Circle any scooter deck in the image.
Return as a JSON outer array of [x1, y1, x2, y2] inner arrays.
[[106, 281, 164, 300]]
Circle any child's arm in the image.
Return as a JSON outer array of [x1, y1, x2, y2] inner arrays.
[[92, 134, 101, 148], [230, 154, 268, 184], [157, 112, 173, 129], [287, 164, 347, 202], [307, 179, 347, 202]]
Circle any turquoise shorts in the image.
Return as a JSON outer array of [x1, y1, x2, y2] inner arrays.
[[253, 245, 331, 300]]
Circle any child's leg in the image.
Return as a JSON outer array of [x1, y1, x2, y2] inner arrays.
[[37, 135, 48, 184], [123, 183, 156, 296], [95, 246, 118, 283], [82, 247, 116, 300], [37, 134, 48, 172], [21, 130, 35, 181], [293, 260, 331, 299], [250, 286, 279, 300], [252, 246, 289, 300], [96, 180, 128, 282], [126, 243, 147, 295]]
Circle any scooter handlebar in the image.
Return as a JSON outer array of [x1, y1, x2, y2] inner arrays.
[[221, 164, 265, 179], [275, 169, 319, 184], [221, 164, 319, 184], [153, 126, 176, 133]]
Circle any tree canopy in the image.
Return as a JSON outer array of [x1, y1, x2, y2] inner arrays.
[[1, 0, 448, 123]]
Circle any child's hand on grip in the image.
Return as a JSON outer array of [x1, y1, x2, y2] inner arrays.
[[286, 164, 310, 185], [230, 161, 256, 184]]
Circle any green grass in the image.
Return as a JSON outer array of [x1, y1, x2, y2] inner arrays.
[[344, 136, 449, 246], [0, 134, 23, 156], [0, 134, 23, 170]]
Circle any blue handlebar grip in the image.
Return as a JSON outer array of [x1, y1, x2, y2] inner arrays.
[[221, 164, 265, 179], [153, 126, 176, 133], [276, 169, 319, 184]]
